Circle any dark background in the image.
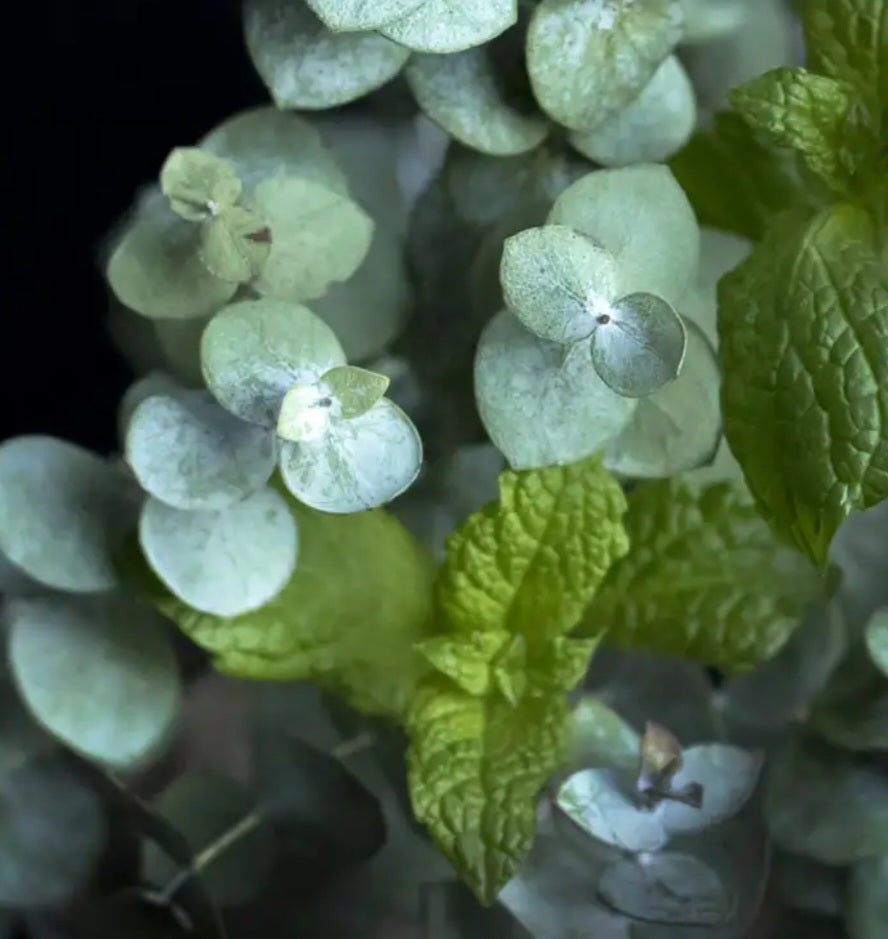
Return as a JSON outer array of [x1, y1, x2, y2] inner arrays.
[[3, 0, 267, 453]]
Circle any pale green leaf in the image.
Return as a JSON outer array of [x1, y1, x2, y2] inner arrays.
[[847, 854, 888, 939], [198, 205, 271, 283], [730, 67, 856, 188], [153, 316, 209, 387], [379, 0, 517, 54], [321, 365, 390, 418], [564, 695, 640, 770], [125, 389, 277, 511], [200, 298, 346, 426], [245, 0, 410, 109], [603, 318, 721, 479], [417, 631, 513, 696], [526, 0, 684, 131], [406, 47, 548, 156], [306, 0, 425, 31], [499, 225, 620, 345], [568, 54, 696, 167], [118, 373, 181, 452], [160, 147, 242, 221], [139, 487, 298, 616], [583, 479, 826, 670], [474, 309, 636, 470], [679, 0, 745, 43], [718, 203, 888, 565], [548, 164, 700, 307], [438, 453, 628, 639], [865, 608, 888, 677], [589, 292, 687, 398]]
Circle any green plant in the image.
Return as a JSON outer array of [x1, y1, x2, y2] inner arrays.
[[2, 1, 888, 937]]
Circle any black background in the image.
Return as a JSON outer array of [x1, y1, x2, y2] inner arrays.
[[3, 0, 267, 453]]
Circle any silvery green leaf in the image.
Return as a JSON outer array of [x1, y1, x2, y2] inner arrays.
[[245, 0, 410, 109], [379, 0, 517, 54], [568, 55, 696, 167], [590, 293, 687, 398], [527, 0, 684, 131], [321, 365, 390, 418], [253, 175, 374, 302], [866, 609, 888, 678], [771, 850, 847, 918], [278, 398, 423, 513], [474, 309, 636, 470], [598, 853, 733, 926], [125, 389, 277, 510], [847, 854, 888, 939], [117, 372, 182, 449], [139, 487, 298, 616], [406, 47, 548, 156], [201, 298, 346, 426], [556, 768, 669, 852], [659, 744, 763, 835], [7, 594, 181, 771], [603, 318, 721, 478], [160, 147, 242, 221], [565, 696, 640, 771], [548, 164, 700, 307], [766, 734, 888, 864], [306, 0, 425, 31], [500, 225, 620, 344], [0, 436, 136, 593]]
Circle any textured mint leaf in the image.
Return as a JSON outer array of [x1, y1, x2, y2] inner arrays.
[[719, 203, 888, 564], [582, 479, 825, 669], [437, 454, 629, 640]]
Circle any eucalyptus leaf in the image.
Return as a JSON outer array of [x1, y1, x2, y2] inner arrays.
[[160, 147, 242, 222], [201, 298, 346, 426], [125, 389, 277, 510], [198, 205, 271, 283], [0, 436, 136, 593], [118, 373, 182, 447], [565, 696, 640, 771], [847, 854, 888, 939], [568, 55, 696, 167], [548, 164, 700, 307], [306, 0, 425, 31], [7, 594, 181, 771], [406, 47, 548, 156], [866, 609, 888, 678], [474, 309, 636, 470], [500, 225, 620, 345], [245, 0, 411, 109], [154, 314, 211, 387], [379, 0, 517, 54], [321, 365, 390, 418], [139, 487, 298, 616], [278, 398, 423, 513]]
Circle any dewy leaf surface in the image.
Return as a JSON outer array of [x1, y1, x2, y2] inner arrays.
[[582, 479, 825, 670], [718, 203, 888, 565]]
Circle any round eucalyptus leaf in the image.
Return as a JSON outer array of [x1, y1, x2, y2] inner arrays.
[[107, 191, 236, 321], [598, 852, 732, 925], [406, 47, 548, 156], [143, 773, 272, 907], [252, 175, 374, 302], [198, 106, 347, 197], [568, 55, 696, 167], [847, 854, 888, 939], [602, 318, 720, 478], [766, 734, 888, 864], [548, 164, 700, 306], [659, 743, 763, 835], [126, 389, 277, 510], [306, 0, 425, 31], [0, 436, 136, 593], [501, 225, 620, 344], [117, 372, 182, 449], [245, 0, 410, 110], [310, 226, 411, 362], [201, 298, 346, 426], [526, 0, 684, 131], [160, 147, 242, 222], [7, 594, 181, 770], [865, 609, 888, 677], [379, 0, 517, 54], [590, 292, 687, 398], [139, 487, 298, 616], [278, 398, 423, 513], [198, 205, 271, 284], [556, 768, 668, 853], [322, 365, 390, 418], [154, 314, 211, 387], [474, 309, 636, 470], [565, 696, 640, 771], [0, 752, 106, 908]]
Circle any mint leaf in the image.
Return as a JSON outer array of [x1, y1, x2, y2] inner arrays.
[[406, 675, 566, 904], [730, 67, 856, 189], [719, 203, 888, 564], [582, 479, 825, 669], [437, 455, 629, 639]]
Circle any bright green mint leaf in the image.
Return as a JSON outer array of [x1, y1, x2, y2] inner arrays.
[[730, 67, 856, 189], [160, 147, 242, 222], [417, 631, 513, 697], [669, 111, 817, 240], [406, 675, 566, 904], [437, 454, 629, 640], [718, 203, 888, 565], [199, 205, 271, 283], [582, 479, 826, 670], [378, 0, 517, 54], [121, 491, 435, 720]]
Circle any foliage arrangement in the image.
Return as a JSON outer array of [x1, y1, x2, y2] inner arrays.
[[2, 1, 888, 937]]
